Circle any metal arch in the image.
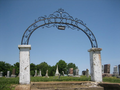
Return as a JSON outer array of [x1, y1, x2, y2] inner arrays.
[[21, 8, 98, 48]]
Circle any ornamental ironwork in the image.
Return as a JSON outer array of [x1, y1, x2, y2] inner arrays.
[[21, 8, 98, 48]]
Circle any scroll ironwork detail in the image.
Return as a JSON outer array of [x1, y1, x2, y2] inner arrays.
[[21, 8, 98, 48]]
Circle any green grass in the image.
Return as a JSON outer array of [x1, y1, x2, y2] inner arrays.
[[103, 77, 120, 83], [0, 77, 19, 90], [31, 76, 91, 82], [0, 76, 120, 90]]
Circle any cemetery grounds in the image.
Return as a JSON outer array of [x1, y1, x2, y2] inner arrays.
[[0, 76, 120, 90]]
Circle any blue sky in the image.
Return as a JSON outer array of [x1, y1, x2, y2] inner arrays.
[[0, 0, 120, 74]]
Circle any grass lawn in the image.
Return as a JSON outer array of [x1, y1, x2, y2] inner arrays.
[[103, 76, 120, 83], [0, 77, 19, 90], [31, 76, 91, 82], [0, 76, 120, 90]]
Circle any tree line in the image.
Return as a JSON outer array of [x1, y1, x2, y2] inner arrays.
[[0, 60, 78, 76]]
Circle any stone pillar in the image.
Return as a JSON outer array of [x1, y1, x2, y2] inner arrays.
[[18, 45, 31, 84], [88, 48, 102, 82]]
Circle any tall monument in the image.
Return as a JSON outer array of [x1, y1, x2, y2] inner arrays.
[[55, 65, 60, 76]]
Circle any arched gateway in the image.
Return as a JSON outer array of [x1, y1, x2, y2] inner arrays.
[[18, 9, 102, 84]]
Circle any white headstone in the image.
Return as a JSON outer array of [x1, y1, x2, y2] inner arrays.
[[38, 70, 42, 77], [34, 70, 37, 77], [45, 70, 49, 77], [6, 71, 10, 78], [86, 69, 89, 77], [55, 65, 60, 76]]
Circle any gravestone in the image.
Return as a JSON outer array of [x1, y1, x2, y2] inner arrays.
[[118, 64, 120, 76], [0, 71, 3, 77], [45, 70, 49, 78], [82, 71, 86, 75], [62, 71, 64, 76], [74, 69, 80, 77], [34, 70, 37, 77], [75, 69, 79, 75], [55, 65, 60, 76], [11, 68, 16, 77], [86, 69, 89, 77], [104, 64, 110, 73], [38, 70, 42, 77], [68, 68, 73, 76], [6, 71, 10, 78], [113, 65, 118, 77]]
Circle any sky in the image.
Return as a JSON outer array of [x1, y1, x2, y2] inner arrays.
[[0, 0, 120, 74]]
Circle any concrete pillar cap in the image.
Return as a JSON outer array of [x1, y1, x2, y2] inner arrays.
[[18, 45, 31, 50], [88, 48, 102, 52]]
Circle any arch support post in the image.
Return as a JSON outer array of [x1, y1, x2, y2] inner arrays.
[[18, 45, 31, 84], [88, 48, 102, 82]]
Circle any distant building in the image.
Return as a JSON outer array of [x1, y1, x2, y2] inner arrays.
[[104, 64, 110, 73]]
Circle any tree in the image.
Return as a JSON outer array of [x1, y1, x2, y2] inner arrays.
[[36, 62, 48, 76], [30, 63, 37, 76], [13, 62, 19, 76], [67, 63, 78, 71], [0, 61, 12, 76], [0, 61, 6, 76], [55, 60, 67, 75], [48, 65, 56, 76]]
